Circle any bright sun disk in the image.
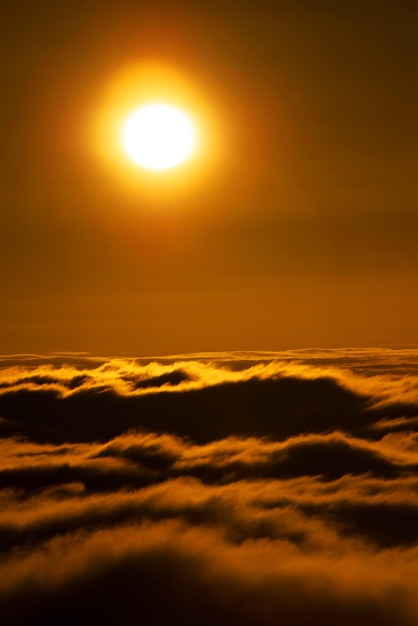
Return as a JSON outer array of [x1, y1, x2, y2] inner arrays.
[[122, 103, 197, 171]]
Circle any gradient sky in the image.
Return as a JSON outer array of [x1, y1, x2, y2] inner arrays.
[[1, 0, 417, 354]]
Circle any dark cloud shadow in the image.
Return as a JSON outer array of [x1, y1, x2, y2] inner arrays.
[[0, 375, 371, 444]]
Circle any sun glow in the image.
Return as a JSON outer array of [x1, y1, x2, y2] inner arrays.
[[122, 103, 198, 171], [94, 62, 222, 198]]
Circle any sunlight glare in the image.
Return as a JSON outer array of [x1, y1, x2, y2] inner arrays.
[[122, 103, 197, 171]]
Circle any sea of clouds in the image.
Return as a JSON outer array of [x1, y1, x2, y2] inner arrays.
[[1, 348, 418, 625]]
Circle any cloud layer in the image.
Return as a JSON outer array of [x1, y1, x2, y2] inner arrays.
[[1, 349, 418, 625]]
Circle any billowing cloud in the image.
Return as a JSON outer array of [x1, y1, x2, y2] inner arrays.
[[1, 349, 418, 624]]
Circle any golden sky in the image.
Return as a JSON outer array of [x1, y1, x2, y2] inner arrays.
[[0, 0, 417, 353]]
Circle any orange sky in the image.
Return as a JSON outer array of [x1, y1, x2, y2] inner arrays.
[[1, 0, 417, 354]]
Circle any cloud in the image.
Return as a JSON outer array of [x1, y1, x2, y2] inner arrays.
[[0, 371, 372, 443], [1, 349, 418, 624], [2, 519, 418, 626]]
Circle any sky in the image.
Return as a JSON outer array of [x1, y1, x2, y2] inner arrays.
[[1, 0, 417, 354]]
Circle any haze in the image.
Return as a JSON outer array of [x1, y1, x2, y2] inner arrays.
[[1, 0, 416, 354]]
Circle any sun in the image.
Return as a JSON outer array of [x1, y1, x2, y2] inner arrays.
[[122, 103, 198, 171]]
